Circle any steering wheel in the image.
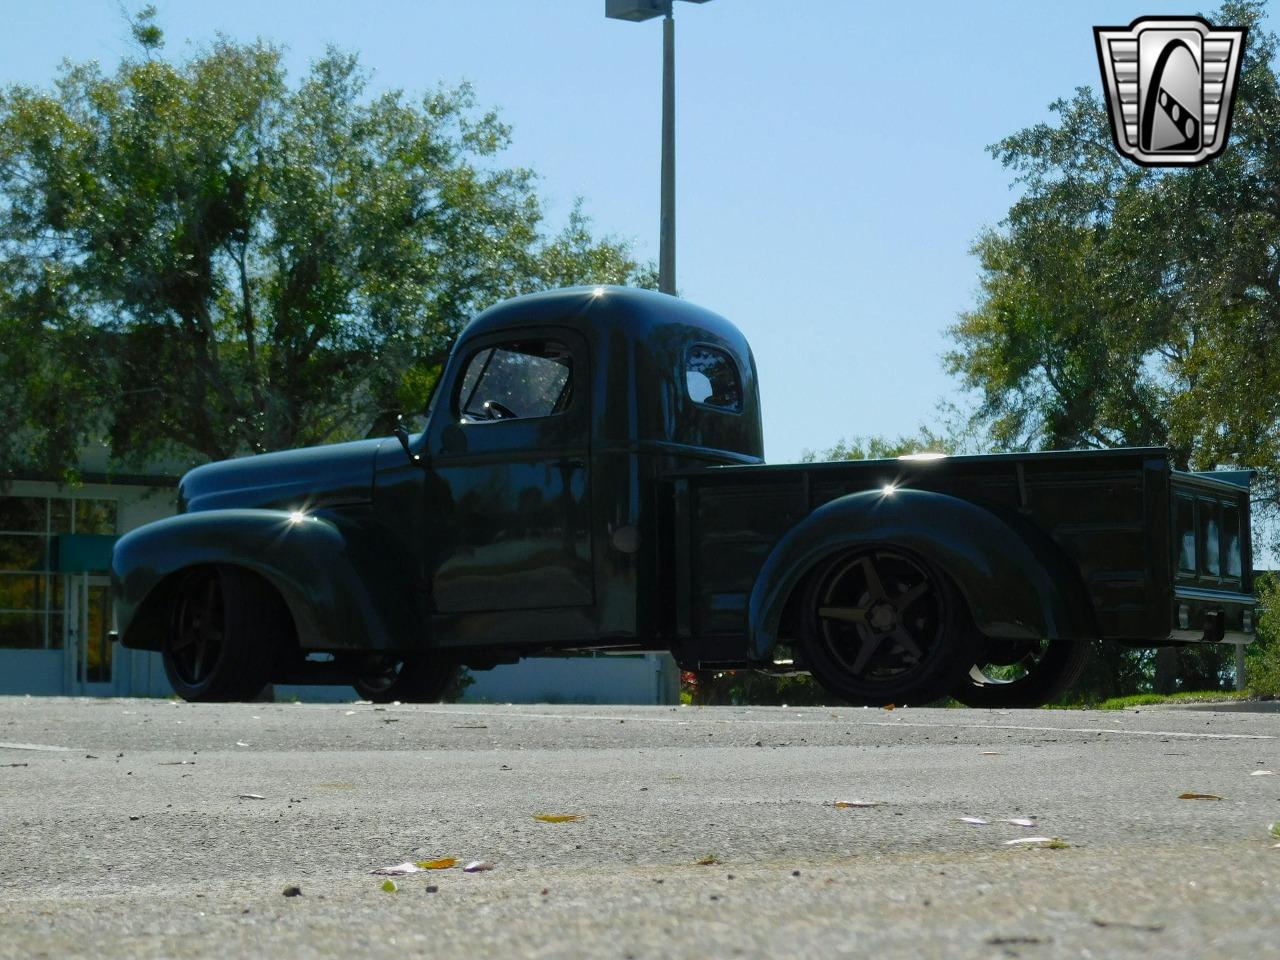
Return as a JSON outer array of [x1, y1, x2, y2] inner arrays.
[[482, 400, 518, 421]]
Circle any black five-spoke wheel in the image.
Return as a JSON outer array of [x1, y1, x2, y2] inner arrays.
[[799, 546, 979, 706], [163, 566, 281, 702]]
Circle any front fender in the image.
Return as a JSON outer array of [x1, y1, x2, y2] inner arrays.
[[111, 508, 419, 653], [747, 489, 1098, 661]]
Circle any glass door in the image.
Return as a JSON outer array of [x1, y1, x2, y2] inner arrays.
[[63, 574, 116, 695]]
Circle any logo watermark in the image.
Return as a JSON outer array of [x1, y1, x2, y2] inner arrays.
[[1094, 16, 1246, 166]]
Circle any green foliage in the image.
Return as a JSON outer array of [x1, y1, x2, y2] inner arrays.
[[1091, 690, 1252, 710], [1247, 575, 1280, 695], [0, 22, 654, 477], [947, 0, 1279, 493]]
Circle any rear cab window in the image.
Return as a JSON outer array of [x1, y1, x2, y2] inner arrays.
[[685, 344, 742, 413]]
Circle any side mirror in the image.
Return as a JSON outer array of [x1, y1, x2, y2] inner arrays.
[[394, 415, 424, 467]]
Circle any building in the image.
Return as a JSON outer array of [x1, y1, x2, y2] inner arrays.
[[0, 458, 178, 697]]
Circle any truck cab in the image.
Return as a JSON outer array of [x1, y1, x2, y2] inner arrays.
[[372, 286, 763, 656]]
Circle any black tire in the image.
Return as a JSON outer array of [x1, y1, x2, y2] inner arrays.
[[352, 656, 459, 704], [163, 565, 282, 703], [950, 636, 1089, 708], [798, 545, 980, 706]]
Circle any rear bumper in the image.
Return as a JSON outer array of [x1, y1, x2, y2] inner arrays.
[[1170, 586, 1255, 644]]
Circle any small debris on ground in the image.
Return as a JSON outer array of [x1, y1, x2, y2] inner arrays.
[[371, 863, 426, 876], [415, 858, 458, 870], [381, 879, 398, 893], [1091, 919, 1164, 932], [695, 856, 720, 866], [832, 800, 880, 809], [282, 886, 302, 897], [533, 814, 582, 823], [237, 793, 266, 800], [1004, 837, 1070, 849], [1178, 793, 1225, 801], [463, 860, 494, 873], [958, 817, 989, 825]]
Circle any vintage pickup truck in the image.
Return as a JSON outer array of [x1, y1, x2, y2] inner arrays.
[[112, 286, 1256, 707]]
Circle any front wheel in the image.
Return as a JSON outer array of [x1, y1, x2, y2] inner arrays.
[[950, 636, 1089, 708], [352, 656, 460, 703], [799, 546, 980, 706], [163, 566, 281, 702]]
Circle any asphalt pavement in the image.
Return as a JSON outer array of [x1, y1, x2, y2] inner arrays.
[[1, 697, 1278, 959]]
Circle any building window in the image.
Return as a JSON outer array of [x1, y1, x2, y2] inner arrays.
[[0, 496, 116, 650]]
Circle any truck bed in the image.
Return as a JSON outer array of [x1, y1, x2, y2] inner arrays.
[[660, 448, 1252, 662]]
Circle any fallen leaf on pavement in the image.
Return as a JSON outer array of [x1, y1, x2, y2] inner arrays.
[[1178, 793, 1225, 801], [958, 817, 990, 825], [1004, 818, 1037, 827], [832, 801, 880, 808], [415, 858, 458, 870], [370, 863, 425, 876], [533, 814, 582, 823], [463, 860, 494, 873], [1269, 822, 1280, 839], [1004, 837, 1068, 848], [237, 793, 266, 800], [381, 879, 398, 893], [882, 704, 896, 711], [980, 752, 1003, 756], [695, 856, 720, 866]]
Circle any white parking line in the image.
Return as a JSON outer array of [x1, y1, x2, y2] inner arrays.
[[0, 741, 73, 752], [411, 709, 1275, 741]]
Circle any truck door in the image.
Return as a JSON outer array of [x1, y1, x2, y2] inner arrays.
[[425, 329, 594, 612]]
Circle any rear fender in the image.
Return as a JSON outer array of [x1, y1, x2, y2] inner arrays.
[[111, 509, 420, 653], [747, 489, 1097, 661]]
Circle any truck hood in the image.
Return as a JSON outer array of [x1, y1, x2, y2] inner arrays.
[[179, 437, 386, 514]]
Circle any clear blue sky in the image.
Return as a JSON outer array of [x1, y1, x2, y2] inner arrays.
[[4, 2, 1268, 462]]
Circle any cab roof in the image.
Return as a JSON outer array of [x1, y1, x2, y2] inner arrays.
[[457, 286, 753, 358]]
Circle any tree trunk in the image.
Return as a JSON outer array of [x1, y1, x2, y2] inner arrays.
[[1153, 647, 1178, 694]]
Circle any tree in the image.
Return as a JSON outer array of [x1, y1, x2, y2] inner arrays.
[[948, 1, 1279, 480], [946, 0, 1278, 696], [0, 10, 653, 479]]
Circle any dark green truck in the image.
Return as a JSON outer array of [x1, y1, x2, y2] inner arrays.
[[112, 287, 1255, 707]]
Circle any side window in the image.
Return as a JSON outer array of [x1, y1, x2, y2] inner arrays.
[[1176, 495, 1195, 574], [685, 344, 742, 412], [1222, 503, 1242, 579], [457, 339, 573, 422], [1198, 498, 1220, 577]]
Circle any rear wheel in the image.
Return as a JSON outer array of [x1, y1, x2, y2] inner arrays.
[[163, 566, 281, 702], [799, 546, 979, 706], [352, 656, 459, 703], [951, 636, 1089, 708]]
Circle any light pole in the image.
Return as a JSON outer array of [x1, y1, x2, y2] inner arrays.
[[606, 0, 714, 296]]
